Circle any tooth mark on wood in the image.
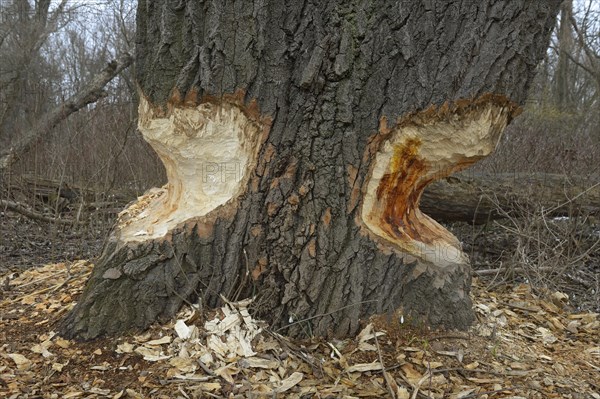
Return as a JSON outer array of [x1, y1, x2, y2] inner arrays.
[[361, 95, 517, 266]]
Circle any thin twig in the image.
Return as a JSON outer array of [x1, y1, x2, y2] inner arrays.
[[459, 386, 519, 398], [374, 331, 396, 399], [474, 266, 555, 277], [12, 270, 67, 289], [263, 329, 323, 377], [275, 300, 378, 332]]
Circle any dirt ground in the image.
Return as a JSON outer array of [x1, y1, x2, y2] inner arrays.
[[0, 210, 598, 398], [0, 260, 598, 398], [0, 211, 108, 272]]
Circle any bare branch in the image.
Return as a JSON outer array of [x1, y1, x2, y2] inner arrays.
[[0, 199, 82, 225], [0, 52, 133, 170], [569, 11, 600, 67]]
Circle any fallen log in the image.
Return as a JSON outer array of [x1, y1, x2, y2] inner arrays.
[[3, 172, 598, 227], [421, 173, 600, 224], [0, 199, 82, 225]]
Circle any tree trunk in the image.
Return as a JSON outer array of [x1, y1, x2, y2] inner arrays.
[[555, 0, 573, 111], [422, 173, 600, 224], [60, 1, 561, 340]]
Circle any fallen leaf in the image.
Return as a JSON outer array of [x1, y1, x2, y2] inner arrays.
[[397, 386, 410, 399], [346, 361, 383, 373], [145, 336, 171, 346], [196, 382, 221, 391], [125, 388, 143, 399], [52, 362, 66, 372], [275, 371, 303, 393], [537, 327, 557, 345], [116, 342, 134, 353], [54, 337, 71, 349], [8, 353, 32, 370], [214, 363, 238, 384], [169, 356, 197, 373], [31, 342, 53, 358], [401, 363, 422, 385]]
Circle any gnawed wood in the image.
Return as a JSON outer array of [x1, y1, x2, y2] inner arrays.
[[116, 96, 267, 242], [361, 97, 514, 265], [59, 0, 562, 340]]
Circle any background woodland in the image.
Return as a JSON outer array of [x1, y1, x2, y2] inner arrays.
[[0, 0, 599, 312]]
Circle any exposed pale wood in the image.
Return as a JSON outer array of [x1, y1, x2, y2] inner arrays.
[[116, 98, 265, 242], [60, 0, 562, 341], [361, 100, 512, 265]]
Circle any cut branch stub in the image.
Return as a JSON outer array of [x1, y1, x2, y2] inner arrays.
[[362, 95, 517, 265], [117, 94, 267, 242]]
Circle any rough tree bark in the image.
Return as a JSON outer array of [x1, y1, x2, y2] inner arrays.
[[60, 1, 561, 340]]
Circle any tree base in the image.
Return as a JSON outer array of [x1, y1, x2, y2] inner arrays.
[[60, 215, 474, 340]]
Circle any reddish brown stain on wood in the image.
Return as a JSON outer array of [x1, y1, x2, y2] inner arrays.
[[252, 257, 268, 280], [307, 239, 317, 258], [147, 88, 274, 134], [183, 87, 199, 106], [196, 222, 214, 238], [361, 94, 519, 255], [322, 207, 332, 227], [374, 138, 433, 244]]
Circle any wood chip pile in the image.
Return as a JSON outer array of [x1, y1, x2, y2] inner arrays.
[[1, 261, 598, 398]]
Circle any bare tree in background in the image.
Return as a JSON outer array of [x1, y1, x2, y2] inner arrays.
[[568, 0, 600, 124], [547, 0, 600, 122], [0, 0, 68, 148], [0, 0, 133, 171], [555, 0, 573, 111]]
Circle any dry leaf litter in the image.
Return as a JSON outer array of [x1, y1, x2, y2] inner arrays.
[[0, 260, 598, 398]]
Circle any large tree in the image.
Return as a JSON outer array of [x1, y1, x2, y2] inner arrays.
[[60, 0, 561, 340]]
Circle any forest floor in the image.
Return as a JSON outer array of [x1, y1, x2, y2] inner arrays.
[[0, 212, 599, 398]]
